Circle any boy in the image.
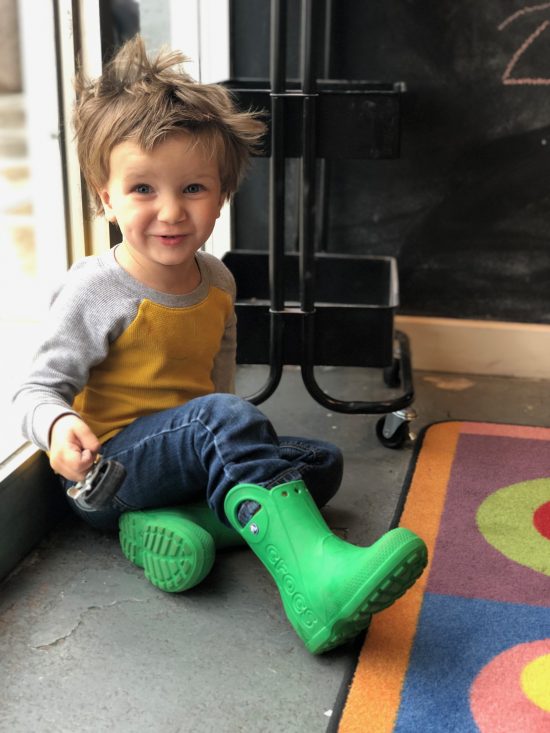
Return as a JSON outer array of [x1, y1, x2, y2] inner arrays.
[[13, 37, 427, 654]]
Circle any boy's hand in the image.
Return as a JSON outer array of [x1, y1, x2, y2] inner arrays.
[[49, 414, 101, 482]]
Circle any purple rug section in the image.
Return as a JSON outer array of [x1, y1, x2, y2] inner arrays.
[[426, 433, 550, 606]]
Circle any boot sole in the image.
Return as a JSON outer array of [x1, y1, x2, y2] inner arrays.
[[119, 511, 215, 593], [306, 538, 428, 654]]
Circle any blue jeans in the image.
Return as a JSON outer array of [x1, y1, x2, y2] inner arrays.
[[65, 393, 343, 531]]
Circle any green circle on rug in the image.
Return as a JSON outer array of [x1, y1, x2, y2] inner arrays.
[[476, 478, 550, 576]]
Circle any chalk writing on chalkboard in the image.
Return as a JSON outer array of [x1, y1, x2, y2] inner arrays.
[[499, 3, 550, 85]]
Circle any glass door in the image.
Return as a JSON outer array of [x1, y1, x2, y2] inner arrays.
[[0, 0, 69, 466]]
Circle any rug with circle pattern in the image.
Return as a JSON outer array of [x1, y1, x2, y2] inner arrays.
[[332, 421, 550, 733]]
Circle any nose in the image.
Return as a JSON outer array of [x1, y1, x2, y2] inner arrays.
[[158, 194, 186, 224]]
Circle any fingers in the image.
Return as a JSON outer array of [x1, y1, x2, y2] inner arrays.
[[49, 414, 101, 482], [72, 421, 101, 456], [51, 444, 96, 483]]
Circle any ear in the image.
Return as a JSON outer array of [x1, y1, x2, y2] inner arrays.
[[98, 188, 117, 222]]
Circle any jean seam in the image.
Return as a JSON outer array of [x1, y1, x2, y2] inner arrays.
[[279, 443, 321, 464], [263, 468, 303, 489], [105, 416, 243, 489]]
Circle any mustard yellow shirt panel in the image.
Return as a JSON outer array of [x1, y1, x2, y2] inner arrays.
[[73, 287, 232, 442]]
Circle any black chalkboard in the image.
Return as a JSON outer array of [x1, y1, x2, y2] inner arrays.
[[231, 1, 550, 324]]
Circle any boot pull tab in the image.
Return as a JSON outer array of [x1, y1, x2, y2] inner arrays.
[[224, 484, 271, 543]]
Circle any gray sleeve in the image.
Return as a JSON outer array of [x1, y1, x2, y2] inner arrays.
[[203, 252, 237, 394], [12, 259, 131, 451]]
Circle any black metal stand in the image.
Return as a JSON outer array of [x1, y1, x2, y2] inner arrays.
[[222, 0, 416, 447]]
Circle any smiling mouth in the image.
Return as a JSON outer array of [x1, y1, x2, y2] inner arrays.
[[156, 234, 186, 244]]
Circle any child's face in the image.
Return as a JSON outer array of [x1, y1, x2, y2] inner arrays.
[[98, 132, 224, 282]]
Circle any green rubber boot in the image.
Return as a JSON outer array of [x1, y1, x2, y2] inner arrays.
[[224, 480, 428, 654], [173, 503, 246, 549], [119, 508, 216, 593]]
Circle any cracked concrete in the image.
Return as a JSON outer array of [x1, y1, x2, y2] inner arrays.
[[32, 598, 150, 651], [27, 568, 151, 650], [1, 367, 549, 732]]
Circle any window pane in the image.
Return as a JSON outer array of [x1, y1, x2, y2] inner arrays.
[[0, 4, 67, 463]]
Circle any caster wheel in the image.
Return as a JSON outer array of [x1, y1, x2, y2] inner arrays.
[[376, 416, 410, 449]]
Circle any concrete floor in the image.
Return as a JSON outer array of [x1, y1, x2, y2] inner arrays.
[[1, 365, 549, 733]]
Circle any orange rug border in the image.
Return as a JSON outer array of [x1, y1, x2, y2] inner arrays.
[[329, 420, 547, 733]]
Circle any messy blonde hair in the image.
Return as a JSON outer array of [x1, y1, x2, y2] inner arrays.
[[73, 35, 266, 214]]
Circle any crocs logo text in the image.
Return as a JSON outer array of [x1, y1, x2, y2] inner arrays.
[[266, 544, 317, 628]]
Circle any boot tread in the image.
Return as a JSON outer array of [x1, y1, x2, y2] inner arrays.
[[119, 511, 215, 593]]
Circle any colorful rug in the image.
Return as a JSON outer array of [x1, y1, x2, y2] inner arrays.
[[330, 421, 550, 733]]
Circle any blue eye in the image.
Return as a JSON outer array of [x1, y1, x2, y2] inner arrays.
[[134, 184, 151, 194], [185, 183, 203, 194]]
